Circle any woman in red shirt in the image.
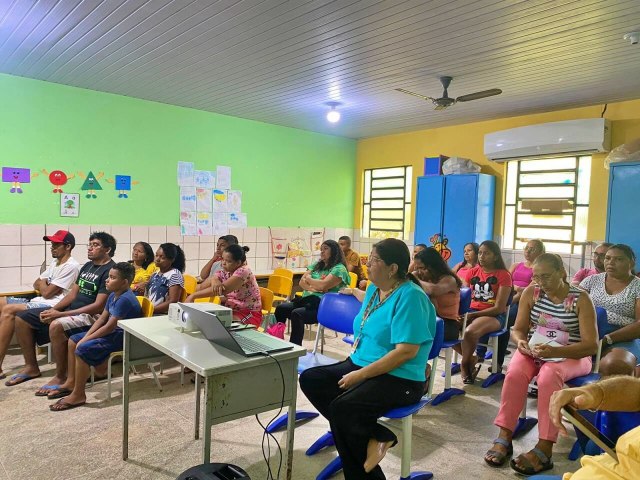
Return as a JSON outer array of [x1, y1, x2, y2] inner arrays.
[[460, 240, 512, 384]]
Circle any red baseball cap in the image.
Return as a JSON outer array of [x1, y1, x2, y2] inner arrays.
[[43, 230, 76, 247]]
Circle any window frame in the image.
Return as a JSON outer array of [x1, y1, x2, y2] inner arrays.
[[362, 165, 412, 240]]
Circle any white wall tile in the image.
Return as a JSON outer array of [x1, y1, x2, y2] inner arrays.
[[183, 235, 199, 243], [21, 266, 41, 285], [69, 224, 90, 244], [244, 228, 257, 243], [112, 244, 131, 264], [246, 258, 256, 270], [244, 242, 257, 257], [185, 260, 199, 276], [166, 226, 181, 244], [199, 235, 216, 243], [148, 226, 166, 244], [256, 227, 269, 243], [183, 243, 200, 264], [229, 228, 243, 243], [0, 268, 18, 288], [0, 225, 20, 246], [199, 243, 215, 261], [255, 258, 269, 271], [21, 245, 45, 267], [89, 225, 111, 234], [21, 225, 44, 245], [130, 226, 149, 243], [256, 243, 269, 258], [111, 225, 131, 245], [0, 246, 21, 268]]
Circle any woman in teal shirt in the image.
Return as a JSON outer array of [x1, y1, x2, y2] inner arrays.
[[300, 238, 436, 479], [274, 240, 350, 345]]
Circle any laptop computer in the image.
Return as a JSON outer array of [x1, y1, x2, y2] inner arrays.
[[179, 303, 294, 357]]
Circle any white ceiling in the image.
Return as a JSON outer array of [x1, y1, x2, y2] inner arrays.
[[1, 0, 639, 139]]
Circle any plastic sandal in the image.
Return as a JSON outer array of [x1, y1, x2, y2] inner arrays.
[[510, 447, 553, 476], [484, 438, 513, 467]]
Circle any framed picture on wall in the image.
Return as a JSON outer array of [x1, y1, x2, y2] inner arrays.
[[60, 193, 80, 217]]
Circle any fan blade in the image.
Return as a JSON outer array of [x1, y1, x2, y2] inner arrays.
[[434, 104, 448, 111], [395, 88, 436, 102], [456, 88, 502, 102]]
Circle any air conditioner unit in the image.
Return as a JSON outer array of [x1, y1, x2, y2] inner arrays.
[[484, 118, 611, 161]]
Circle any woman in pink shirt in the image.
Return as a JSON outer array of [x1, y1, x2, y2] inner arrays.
[[453, 243, 479, 281]]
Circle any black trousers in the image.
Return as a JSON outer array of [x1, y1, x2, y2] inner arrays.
[[299, 358, 424, 480], [273, 301, 318, 346]]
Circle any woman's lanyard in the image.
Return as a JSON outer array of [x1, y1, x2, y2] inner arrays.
[[351, 282, 401, 354]]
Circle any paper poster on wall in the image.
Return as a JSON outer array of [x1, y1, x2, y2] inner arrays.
[[228, 212, 247, 228], [227, 190, 242, 213], [78, 171, 104, 199], [42, 169, 74, 193], [177, 162, 194, 186], [180, 187, 197, 211], [216, 166, 231, 190], [196, 188, 212, 212], [213, 189, 228, 212], [197, 212, 213, 235], [60, 193, 80, 217], [213, 212, 228, 236], [194, 170, 216, 189], [105, 174, 139, 198], [180, 211, 197, 236]]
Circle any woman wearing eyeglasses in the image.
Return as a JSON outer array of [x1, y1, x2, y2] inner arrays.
[[484, 253, 597, 476], [300, 238, 436, 479]]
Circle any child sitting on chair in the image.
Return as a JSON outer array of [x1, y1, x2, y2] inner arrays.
[[48, 262, 142, 411]]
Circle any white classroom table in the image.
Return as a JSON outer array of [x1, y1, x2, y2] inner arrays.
[[0, 285, 37, 297], [119, 316, 306, 479]]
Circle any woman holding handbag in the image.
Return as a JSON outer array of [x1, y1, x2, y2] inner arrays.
[[274, 239, 350, 345], [484, 253, 598, 475]]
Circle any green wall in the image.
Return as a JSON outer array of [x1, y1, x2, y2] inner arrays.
[[0, 73, 356, 227]]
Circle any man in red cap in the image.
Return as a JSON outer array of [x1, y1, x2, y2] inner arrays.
[[0, 230, 80, 380]]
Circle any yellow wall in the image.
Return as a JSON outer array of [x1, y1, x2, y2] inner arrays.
[[356, 99, 640, 242]]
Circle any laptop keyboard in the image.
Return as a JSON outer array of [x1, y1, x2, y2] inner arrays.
[[231, 332, 269, 353]]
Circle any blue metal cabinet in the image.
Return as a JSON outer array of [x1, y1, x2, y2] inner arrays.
[[414, 174, 495, 266], [606, 161, 640, 256]]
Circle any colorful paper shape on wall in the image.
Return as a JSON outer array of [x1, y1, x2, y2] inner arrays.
[[213, 189, 227, 211], [177, 162, 194, 187], [429, 233, 452, 262], [194, 170, 216, 189], [105, 175, 139, 198], [2, 167, 31, 193], [196, 188, 212, 212], [216, 166, 231, 189], [78, 171, 104, 198], [197, 212, 213, 235], [180, 187, 197, 211], [60, 193, 80, 217], [227, 190, 242, 213], [180, 211, 197, 236], [42, 169, 74, 193]]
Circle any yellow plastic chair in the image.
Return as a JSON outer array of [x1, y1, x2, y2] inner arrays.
[[182, 274, 198, 299], [273, 267, 294, 280], [195, 296, 221, 304], [348, 272, 358, 289], [361, 264, 368, 279], [267, 274, 293, 304], [260, 287, 274, 317]]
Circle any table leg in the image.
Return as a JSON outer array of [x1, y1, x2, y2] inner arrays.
[[194, 373, 201, 440], [202, 375, 214, 464], [122, 331, 131, 460], [285, 364, 298, 480]]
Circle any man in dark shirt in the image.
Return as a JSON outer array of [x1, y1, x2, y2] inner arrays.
[[5, 232, 116, 394]]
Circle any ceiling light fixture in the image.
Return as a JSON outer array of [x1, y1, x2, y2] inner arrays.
[[623, 32, 639, 45], [326, 102, 341, 123]]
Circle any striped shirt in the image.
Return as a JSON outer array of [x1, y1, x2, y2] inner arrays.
[[529, 285, 583, 345]]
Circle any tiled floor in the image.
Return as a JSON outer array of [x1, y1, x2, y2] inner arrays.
[[0, 333, 583, 480]]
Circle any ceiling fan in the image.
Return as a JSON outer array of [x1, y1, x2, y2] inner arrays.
[[395, 76, 502, 110]]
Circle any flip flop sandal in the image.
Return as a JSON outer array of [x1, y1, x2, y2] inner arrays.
[[484, 438, 513, 467], [5, 372, 41, 387], [35, 384, 62, 396], [0, 372, 6, 380], [47, 388, 72, 400], [510, 447, 554, 476], [49, 399, 86, 412]]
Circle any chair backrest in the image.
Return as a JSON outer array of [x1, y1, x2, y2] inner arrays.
[[348, 272, 358, 288], [259, 287, 274, 312], [361, 264, 368, 279], [429, 318, 444, 360], [273, 268, 294, 280], [183, 274, 198, 295], [136, 296, 154, 317], [267, 274, 293, 298], [317, 292, 361, 335], [195, 296, 221, 304], [459, 287, 472, 315], [595, 307, 610, 339]]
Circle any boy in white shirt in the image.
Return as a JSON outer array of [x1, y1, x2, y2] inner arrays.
[[0, 230, 80, 379]]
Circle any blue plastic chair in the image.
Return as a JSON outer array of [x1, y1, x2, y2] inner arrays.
[[266, 293, 361, 434], [514, 308, 608, 442], [312, 318, 444, 480], [431, 287, 471, 406]]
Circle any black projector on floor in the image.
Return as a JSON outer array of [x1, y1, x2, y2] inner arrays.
[[176, 463, 250, 480]]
